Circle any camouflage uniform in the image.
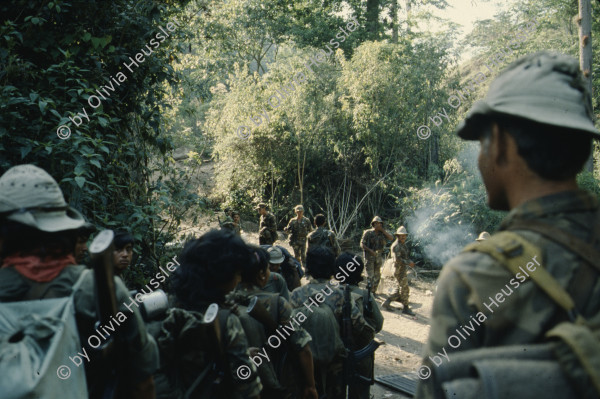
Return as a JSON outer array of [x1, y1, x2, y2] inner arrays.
[[228, 285, 312, 351], [360, 229, 387, 292], [262, 271, 290, 301], [228, 284, 311, 398], [416, 190, 600, 398], [259, 211, 277, 245], [156, 301, 262, 399], [307, 226, 341, 257], [290, 278, 375, 399], [387, 240, 411, 306], [284, 216, 313, 266], [348, 285, 384, 399]]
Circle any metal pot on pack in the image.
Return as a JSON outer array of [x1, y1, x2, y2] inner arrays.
[[138, 289, 169, 320]]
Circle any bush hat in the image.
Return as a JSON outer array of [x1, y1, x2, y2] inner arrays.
[[476, 231, 491, 241], [267, 246, 285, 264], [371, 216, 383, 226], [395, 226, 408, 235], [255, 203, 268, 210], [0, 164, 86, 232], [457, 52, 599, 140], [294, 205, 304, 212]]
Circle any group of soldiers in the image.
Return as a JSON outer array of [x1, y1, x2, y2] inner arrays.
[[254, 202, 416, 316], [1, 51, 599, 399]]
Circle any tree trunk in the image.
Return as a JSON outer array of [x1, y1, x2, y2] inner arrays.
[[405, 0, 412, 35], [391, 0, 398, 43], [366, 0, 380, 39], [579, 0, 594, 172]]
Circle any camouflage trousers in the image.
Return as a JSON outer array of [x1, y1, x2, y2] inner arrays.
[[388, 263, 409, 306], [364, 254, 383, 292], [291, 241, 307, 266]]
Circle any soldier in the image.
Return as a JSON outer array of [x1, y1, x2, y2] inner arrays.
[[232, 211, 242, 235], [228, 245, 317, 399], [156, 229, 262, 399], [290, 246, 375, 399], [416, 52, 600, 398], [263, 246, 291, 300], [382, 226, 416, 315], [360, 216, 394, 294], [0, 165, 158, 398], [256, 203, 277, 245], [475, 231, 490, 242], [335, 252, 383, 399], [306, 213, 341, 257], [73, 221, 96, 263], [284, 205, 313, 267]]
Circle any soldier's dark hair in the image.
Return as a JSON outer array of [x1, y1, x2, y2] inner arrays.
[[306, 245, 335, 279], [479, 112, 592, 180], [173, 229, 251, 307], [113, 230, 134, 250], [0, 220, 77, 258], [335, 252, 364, 285], [314, 214, 326, 227], [241, 245, 269, 283]]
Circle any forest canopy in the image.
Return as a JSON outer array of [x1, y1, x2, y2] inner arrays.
[[2, 0, 600, 284]]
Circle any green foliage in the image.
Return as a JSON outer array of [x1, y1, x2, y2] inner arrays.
[[0, 0, 205, 286]]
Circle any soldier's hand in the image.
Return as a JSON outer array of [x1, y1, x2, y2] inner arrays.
[[409, 262, 415, 268], [302, 385, 318, 399]]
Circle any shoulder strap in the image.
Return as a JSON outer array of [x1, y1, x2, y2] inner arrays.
[[24, 267, 89, 301], [507, 217, 600, 315], [507, 219, 600, 273], [462, 231, 585, 324]]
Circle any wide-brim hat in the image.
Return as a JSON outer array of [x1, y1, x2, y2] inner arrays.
[[476, 231, 491, 241], [395, 226, 408, 235], [371, 216, 383, 226], [294, 205, 304, 212], [0, 164, 86, 232], [267, 246, 285, 264], [255, 203, 268, 210], [457, 52, 599, 140]]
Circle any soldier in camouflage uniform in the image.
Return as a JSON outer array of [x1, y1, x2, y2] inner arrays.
[[360, 216, 394, 294], [416, 52, 600, 398], [306, 213, 341, 257], [335, 252, 384, 399], [232, 211, 242, 235], [290, 246, 375, 399], [228, 246, 317, 399], [382, 226, 416, 315], [256, 203, 277, 245], [284, 205, 313, 267], [0, 165, 159, 398], [156, 229, 262, 399]]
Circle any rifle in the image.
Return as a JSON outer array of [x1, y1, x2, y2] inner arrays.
[[342, 284, 354, 398], [246, 295, 279, 334], [343, 285, 385, 396], [89, 229, 122, 399], [363, 278, 373, 318], [184, 303, 229, 398]]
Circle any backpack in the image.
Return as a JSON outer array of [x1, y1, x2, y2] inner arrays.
[[422, 227, 600, 399], [234, 294, 286, 397], [154, 306, 233, 399], [0, 269, 90, 399], [299, 296, 346, 365]]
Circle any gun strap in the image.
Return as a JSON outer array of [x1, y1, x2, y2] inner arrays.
[[507, 217, 600, 315]]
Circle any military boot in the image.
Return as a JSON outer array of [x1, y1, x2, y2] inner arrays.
[[402, 305, 415, 316], [382, 298, 394, 311]]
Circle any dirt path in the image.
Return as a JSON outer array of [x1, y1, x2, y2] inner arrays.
[[371, 273, 435, 398], [175, 158, 436, 398]]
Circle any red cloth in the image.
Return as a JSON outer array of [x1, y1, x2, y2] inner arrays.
[[1, 254, 76, 282]]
